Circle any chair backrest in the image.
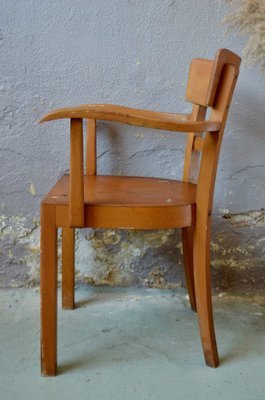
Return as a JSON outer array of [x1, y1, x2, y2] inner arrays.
[[65, 48, 241, 227], [183, 49, 241, 184]]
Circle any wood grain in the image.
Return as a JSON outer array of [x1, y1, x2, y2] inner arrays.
[[182, 226, 196, 311], [69, 118, 84, 227], [186, 59, 214, 106], [44, 175, 197, 229], [86, 119, 97, 176], [183, 105, 206, 183], [194, 62, 240, 367], [62, 227, 75, 310], [44, 175, 196, 207], [39, 48, 241, 374], [39, 105, 220, 133], [40, 204, 57, 376]]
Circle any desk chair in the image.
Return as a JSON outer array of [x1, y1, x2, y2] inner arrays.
[[39, 48, 241, 375]]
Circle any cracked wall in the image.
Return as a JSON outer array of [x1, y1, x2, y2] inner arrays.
[[0, 0, 264, 291]]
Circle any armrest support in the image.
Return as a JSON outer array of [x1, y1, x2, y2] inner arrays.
[[69, 119, 84, 227], [39, 104, 220, 133]]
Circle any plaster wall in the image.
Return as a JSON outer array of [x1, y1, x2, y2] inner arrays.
[[0, 0, 264, 291]]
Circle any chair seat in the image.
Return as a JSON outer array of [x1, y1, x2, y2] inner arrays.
[[43, 175, 197, 229]]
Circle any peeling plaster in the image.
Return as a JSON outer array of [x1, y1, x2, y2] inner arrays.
[[223, 209, 265, 227], [75, 228, 184, 289], [0, 213, 264, 293], [0, 215, 39, 287], [29, 182, 36, 196]]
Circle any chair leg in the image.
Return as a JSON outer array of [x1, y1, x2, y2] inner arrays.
[[182, 226, 197, 311], [62, 227, 75, 310], [40, 204, 58, 376], [193, 219, 219, 368]]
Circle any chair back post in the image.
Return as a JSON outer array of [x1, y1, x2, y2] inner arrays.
[[86, 119, 97, 175], [69, 118, 84, 227], [183, 49, 241, 185], [196, 53, 241, 215], [183, 104, 206, 183]]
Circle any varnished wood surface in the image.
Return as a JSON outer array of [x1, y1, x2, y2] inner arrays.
[[62, 227, 75, 310], [56, 203, 195, 229], [86, 119, 97, 176], [183, 104, 206, 182], [185, 48, 241, 107], [193, 62, 241, 368], [193, 136, 204, 152], [186, 59, 214, 106], [69, 119, 84, 227], [43, 175, 196, 207], [40, 48, 242, 375], [206, 48, 241, 105], [39, 104, 220, 133], [182, 226, 196, 312], [43, 175, 197, 229], [40, 204, 57, 376]]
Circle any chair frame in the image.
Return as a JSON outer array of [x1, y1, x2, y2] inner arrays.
[[39, 49, 241, 376]]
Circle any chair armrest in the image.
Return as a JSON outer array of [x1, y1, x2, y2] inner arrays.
[[39, 104, 220, 133]]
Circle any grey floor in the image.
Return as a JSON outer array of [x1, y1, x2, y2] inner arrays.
[[0, 286, 265, 400]]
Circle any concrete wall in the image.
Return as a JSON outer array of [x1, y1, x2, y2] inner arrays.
[[0, 0, 264, 291]]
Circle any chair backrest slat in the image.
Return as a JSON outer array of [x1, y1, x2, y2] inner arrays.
[[183, 104, 206, 183], [185, 48, 241, 108], [183, 49, 241, 183], [186, 59, 214, 106]]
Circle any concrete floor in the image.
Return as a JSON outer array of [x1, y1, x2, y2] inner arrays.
[[0, 286, 265, 400]]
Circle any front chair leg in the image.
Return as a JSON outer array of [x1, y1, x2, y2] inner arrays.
[[40, 204, 58, 376], [193, 219, 219, 368], [62, 227, 75, 310]]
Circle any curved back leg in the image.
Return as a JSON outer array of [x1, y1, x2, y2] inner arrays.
[[62, 227, 75, 310], [193, 212, 219, 367], [181, 226, 196, 311]]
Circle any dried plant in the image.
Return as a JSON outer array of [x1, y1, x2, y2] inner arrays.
[[224, 0, 265, 72]]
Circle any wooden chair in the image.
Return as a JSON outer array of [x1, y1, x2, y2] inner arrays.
[[39, 48, 241, 376]]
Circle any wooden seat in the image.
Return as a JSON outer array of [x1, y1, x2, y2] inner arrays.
[[39, 48, 241, 376], [44, 175, 196, 229]]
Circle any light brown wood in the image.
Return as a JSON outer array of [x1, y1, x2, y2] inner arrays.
[[44, 175, 196, 229], [193, 136, 204, 152], [193, 211, 219, 367], [56, 203, 195, 230], [183, 104, 206, 182], [40, 204, 57, 376], [39, 48, 241, 375], [56, 204, 195, 229], [86, 119, 97, 175], [194, 60, 241, 367], [62, 227, 75, 310], [193, 130, 220, 366], [186, 48, 241, 107], [39, 105, 220, 133], [206, 48, 241, 106], [186, 59, 214, 106], [69, 118, 84, 227], [85, 204, 194, 229], [182, 226, 196, 311], [45, 175, 196, 207]]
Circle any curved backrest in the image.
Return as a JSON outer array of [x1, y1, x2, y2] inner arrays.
[[186, 48, 241, 107], [183, 49, 241, 183]]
